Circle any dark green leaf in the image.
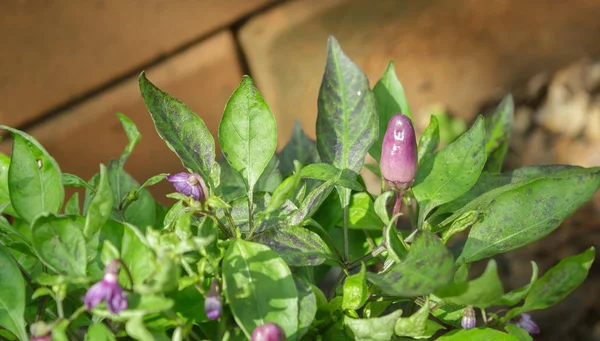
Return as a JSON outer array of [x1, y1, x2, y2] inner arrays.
[[295, 276, 317, 339], [279, 121, 320, 177], [417, 115, 440, 164], [345, 310, 403, 341], [171, 285, 208, 323], [437, 328, 518, 340], [255, 156, 282, 193], [85, 323, 116, 341], [499, 261, 538, 306], [290, 179, 336, 225], [116, 112, 141, 167], [412, 116, 486, 226], [223, 240, 298, 339], [484, 95, 514, 173], [84, 165, 113, 259], [395, 299, 445, 339], [521, 247, 594, 312], [300, 163, 363, 191], [3, 128, 64, 223], [64, 192, 80, 215], [316, 36, 378, 174], [0, 246, 28, 341], [342, 263, 368, 310], [370, 61, 412, 162], [31, 214, 86, 277], [430, 295, 466, 328], [458, 170, 600, 263], [139, 72, 216, 180], [368, 231, 453, 297], [219, 76, 277, 191], [435, 260, 504, 308], [251, 225, 333, 266], [347, 192, 383, 230], [220, 192, 295, 235]]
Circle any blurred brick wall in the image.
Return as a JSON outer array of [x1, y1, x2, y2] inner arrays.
[[1, 0, 600, 203]]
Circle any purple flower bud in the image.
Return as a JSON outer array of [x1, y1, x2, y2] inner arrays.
[[461, 306, 476, 330], [251, 323, 286, 341], [166, 172, 207, 202], [514, 313, 540, 335], [204, 278, 222, 320], [83, 259, 128, 314], [380, 114, 417, 191]]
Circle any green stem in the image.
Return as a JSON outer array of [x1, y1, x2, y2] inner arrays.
[[341, 189, 350, 262], [56, 295, 65, 319], [347, 244, 387, 271], [116, 259, 135, 291], [248, 191, 254, 234], [202, 212, 232, 239]]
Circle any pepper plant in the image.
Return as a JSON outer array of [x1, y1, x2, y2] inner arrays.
[[0, 36, 597, 341]]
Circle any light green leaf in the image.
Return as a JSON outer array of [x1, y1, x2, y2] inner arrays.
[[0, 246, 28, 341], [290, 179, 336, 225], [265, 172, 301, 214], [84, 164, 113, 258], [223, 240, 298, 340], [139, 72, 215, 181], [279, 121, 320, 177], [295, 276, 317, 340], [435, 260, 504, 308], [345, 310, 403, 341], [219, 76, 277, 192], [342, 263, 368, 310], [116, 112, 141, 167], [347, 192, 383, 230], [0, 153, 16, 217], [499, 261, 538, 306], [395, 299, 445, 339], [2, 128, 64, 223], [85, 323, 116, 341], [370, 61, 412, 162], [300, 163, 363, 191], [62, 173, 94, 191], [503, 324, 532, 341], [417, 115, 440, 164], [438, 328, 518, 340], [374, 191, 394, 226], [316, 36, 378, 174], [64, 192, 80, 215], [484, 95, 514, 173], [412, 116, 486, 227]]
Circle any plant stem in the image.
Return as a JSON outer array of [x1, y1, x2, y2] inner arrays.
[[116, 259, 135, 291], [341, 188, 351, 262], [347, 244, 387, 271]]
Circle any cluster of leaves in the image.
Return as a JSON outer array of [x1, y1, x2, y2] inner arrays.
[[0, 36, 598, 341]]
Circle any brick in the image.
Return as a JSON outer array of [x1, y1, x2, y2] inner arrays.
[[1, 31, 242, 204], [239, 0, 600, 146], [0, 0, 271, 127]]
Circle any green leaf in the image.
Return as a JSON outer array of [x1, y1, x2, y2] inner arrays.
[[255, 156, 283, 193], [430, 294, 466, 328], [218, 158, 247, 201], [368, 231, 453, 297], [458, 170, 600, 263], [385, 213, 408, 262], [370, 61, 412, 162], [295, 276, 317, 340], [84, 165, 113, 258], [116, 112, 141, 167], [347, 192, 383, 230], [374, 191, 394, 226], [300, 163, 363, 191], [342, 263, 368, 310], [219, 193, 295, 236], [345, 310, 403, 341], [499, 261, 538, 306], [412, 116, 486, 226], [219, 76, 277, 192], [62, 173, 94, 191], [64, 193, 80, 215], [85, 323, 116, 341], [108, 161, 156, 230], [265, 171, 301, 214], [0, 246, 28, 341], [290, 179, 336, 225], [125, 316, 155, 341], [139, 72, 216, 181], [503, 324, 532, 341], [2, 128, 64, 223], [31, 214, 86, 277], [279, 121, 320, 177], [435, 260, 504, 308], [417, 115, 440, 164], [484, 95, 514, 173], [316, 36, 378, 174], [251, 225, 333, 266], [120, 223, 156, 285], [138, 173, 168, 193], [222, 239, 298, 340], [171, 285, 208, 323], [0, 153, 16, 217], [395, 299, 445, 339], [437, 328, 518, 340], [521, 247, 594, 312]]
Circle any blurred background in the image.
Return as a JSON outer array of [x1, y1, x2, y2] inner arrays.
[[1, 0, 599, 339]]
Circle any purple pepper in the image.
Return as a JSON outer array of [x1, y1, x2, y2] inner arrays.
[[380, 114, 417, 191], [251, 323, 287, 341], [461, 306, 476, 330], [204, 278, 222, 320]]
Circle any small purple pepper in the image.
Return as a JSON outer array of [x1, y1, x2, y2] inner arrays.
[[380, 114, 417, 191], [251, 323, 287, 341], [514, 313, 540, 335], [461, 306, 476, 330], [166, 172, 207, 202], [83, 259, 128, 314], [204, 278, 222, 320]]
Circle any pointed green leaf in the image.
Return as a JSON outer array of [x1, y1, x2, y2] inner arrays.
[[0, 153, 16, 217], [85, 323, 116, 341], [64, 193, 80, 215], [368, 231, 453, 297], [438, 328, 518, 340], [116, 112, 141, 167], [84, 165, 113, 256], [265, 172, 301, 214], [2, 127, 64, 223], [385, 213, 408, 262], [436, 260, 504, 308], [484, 95, 514, 173], [219, 76, 277, 192], [0, 246, 28, 341], [290, 179, 336, 225], [300, 163, 363, 191], [521, 247, 594, 312], [295, 276, 317, 339], [499, 262, 538, 306], [31, 213, 86, 277], [316, 36, 378, 174], [279, 121, 319, 177], [374, 191, 394, 226], [459, 169, 600, 263], [417, 115, 440, 164], [345, 310, 403, 341], [62, 173, 94, 191], [370, 61, 412, 162], [395, 299, 445, 339], [342, 263, 368, 310], [347, 192, 383, 230], [503, 324, 532, 341], [139, 72, 216, 180], [223, 240, 298, 340], [412, 116, 486, 227]]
